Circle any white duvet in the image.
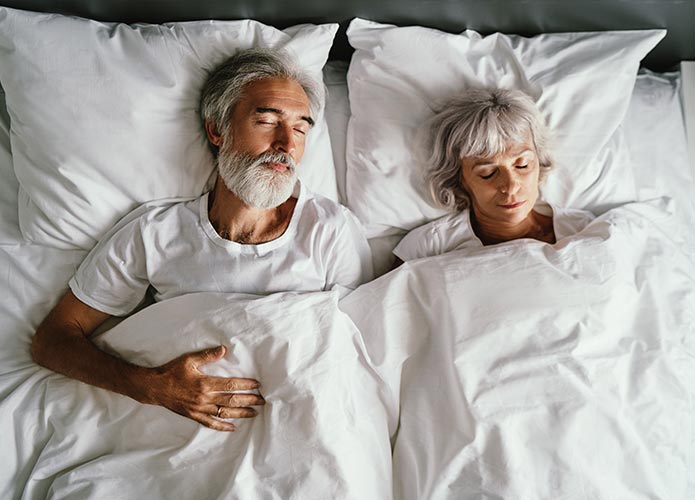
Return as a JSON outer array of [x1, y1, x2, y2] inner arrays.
[[342, 198, 695, 499], [1, 199, 693, 499], [17, 291, 393, 500]]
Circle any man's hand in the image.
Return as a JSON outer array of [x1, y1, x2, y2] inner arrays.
[[145, 345, 265, 432], [32, 291, 264, 433]]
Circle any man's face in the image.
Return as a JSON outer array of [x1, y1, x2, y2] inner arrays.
[[206, 77, 313, 208], [211, 77, 313, 165]]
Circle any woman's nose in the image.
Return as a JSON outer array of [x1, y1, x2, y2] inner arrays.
[[498, 171, 521, 194]]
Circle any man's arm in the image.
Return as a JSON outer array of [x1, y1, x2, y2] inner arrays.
[[325, 208, 375, 290], [31, 290, 265, 431]]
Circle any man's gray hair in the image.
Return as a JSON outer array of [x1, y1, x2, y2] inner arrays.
[[200, 47, 324, 140], [425, 88, 554, 213]]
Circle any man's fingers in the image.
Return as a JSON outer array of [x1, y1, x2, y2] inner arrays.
[[155, 347, 265, 431], [228, 393, 265, 407], [188, 345, 226, 367], [212, 393, 265, 408], [217, 406, 258, 419], [191, 411, 237, 432], [227, 377, 261, 391], [207, 376, 261, 392]]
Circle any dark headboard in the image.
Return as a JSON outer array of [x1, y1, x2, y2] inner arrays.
[[1, 0, 693, 70]]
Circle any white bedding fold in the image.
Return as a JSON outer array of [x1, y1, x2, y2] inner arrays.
[[14, 291, 393, 500], [2, 199, 693, 499], [342, 198, 695, 499]]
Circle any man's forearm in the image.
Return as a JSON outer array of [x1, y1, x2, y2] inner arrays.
[[31, 325, 155, 404], [31, 290, 262, 431], [31, 322, 263, 431]]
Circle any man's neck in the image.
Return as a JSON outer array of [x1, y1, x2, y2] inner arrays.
[[207, 177, 297, 244]]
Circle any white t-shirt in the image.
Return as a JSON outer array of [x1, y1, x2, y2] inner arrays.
[[394, 205, 596, 262], [70, 183, 373, 316]]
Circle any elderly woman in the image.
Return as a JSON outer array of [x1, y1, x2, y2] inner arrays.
[[394, 88, 595, 261]]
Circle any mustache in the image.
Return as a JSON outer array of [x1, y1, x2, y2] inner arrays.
[[254, 151, 297, 171]]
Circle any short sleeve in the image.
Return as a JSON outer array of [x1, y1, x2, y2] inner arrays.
[[393, 222, 443, 262], [69, 208, 151, 316], [394, 211, 478, 261], [324, 208, 374, 290]]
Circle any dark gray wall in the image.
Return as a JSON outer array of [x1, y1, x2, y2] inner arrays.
[[1, 0, 692, 69]]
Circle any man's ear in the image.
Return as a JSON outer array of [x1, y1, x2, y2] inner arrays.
[[205, 120, 223, 147]]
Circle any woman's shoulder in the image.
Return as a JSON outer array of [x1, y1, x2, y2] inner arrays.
[[394, 210, 476, 262]]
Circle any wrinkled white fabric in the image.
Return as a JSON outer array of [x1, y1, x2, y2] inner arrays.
[[19, 291, 393, 500], [0, 7, 339, 250], [393, 205, 595, 262], [342, 198, 695, 500], [2, 51, 695, 500], [69, 182, 373, 316], [345, 19, 664, 237], [0, 243, 87, 500]]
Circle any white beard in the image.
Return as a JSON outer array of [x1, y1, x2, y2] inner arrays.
[[217, 146, 298, 209]]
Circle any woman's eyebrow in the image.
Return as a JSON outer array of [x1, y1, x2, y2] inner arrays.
[[255, 107, 314, 127], [472, 161, 496, 168], [509, 148, 534, 157], [472, 149, 534, 167]]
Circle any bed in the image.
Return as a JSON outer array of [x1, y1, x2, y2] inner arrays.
[[0, 1, 694, 499]]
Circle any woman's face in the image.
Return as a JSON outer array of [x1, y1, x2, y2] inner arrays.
[[460, 137, 540, 226]]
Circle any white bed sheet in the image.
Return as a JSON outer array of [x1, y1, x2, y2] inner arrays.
[[5, 290, 393, 500], [627, 70, 695, 240], [322, 64, 695, 274], [341, 198, 695, 499], [0, 87, 20, 243], [2, 202, 693, 499], [1, 65, 694, 499], [0, 244, 85, 499]]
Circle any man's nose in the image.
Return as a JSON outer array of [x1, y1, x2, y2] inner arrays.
[[272, 125, 296, 156]]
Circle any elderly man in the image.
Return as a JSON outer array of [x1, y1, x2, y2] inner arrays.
[[31, 48, 373, 432]]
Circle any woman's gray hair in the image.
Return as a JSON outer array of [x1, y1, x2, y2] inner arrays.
[[425, 88, 554, 212], [200, 47, 324, 139]]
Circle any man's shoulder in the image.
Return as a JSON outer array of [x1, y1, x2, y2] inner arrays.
[[301, 190, 355, 225], [131, 195, 200, 224], [102, 195, 201, 242], [295, 190, 370, 246]]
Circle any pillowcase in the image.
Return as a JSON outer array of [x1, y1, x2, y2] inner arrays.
[[345, 18, 665, 237], [627, 71, 694, 213], [323, 61, 351, 205], [0, 7, 338, 250], [627, 69, 695, 251], [0, 84, 20, 243]]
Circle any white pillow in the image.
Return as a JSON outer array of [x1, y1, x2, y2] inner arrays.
[[323, 61, 351, 205], [0, 7, 338, 250], [345, 18, 665, 237], [628, 71, 694, 214], [627, 70, 695, 251], [0, 85, 20, 243]]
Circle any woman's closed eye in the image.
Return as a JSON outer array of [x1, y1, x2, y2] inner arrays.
[[480, 164, 528, 179]]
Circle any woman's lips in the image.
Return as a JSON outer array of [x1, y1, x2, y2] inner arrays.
[[499, 201, 525, 209]]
